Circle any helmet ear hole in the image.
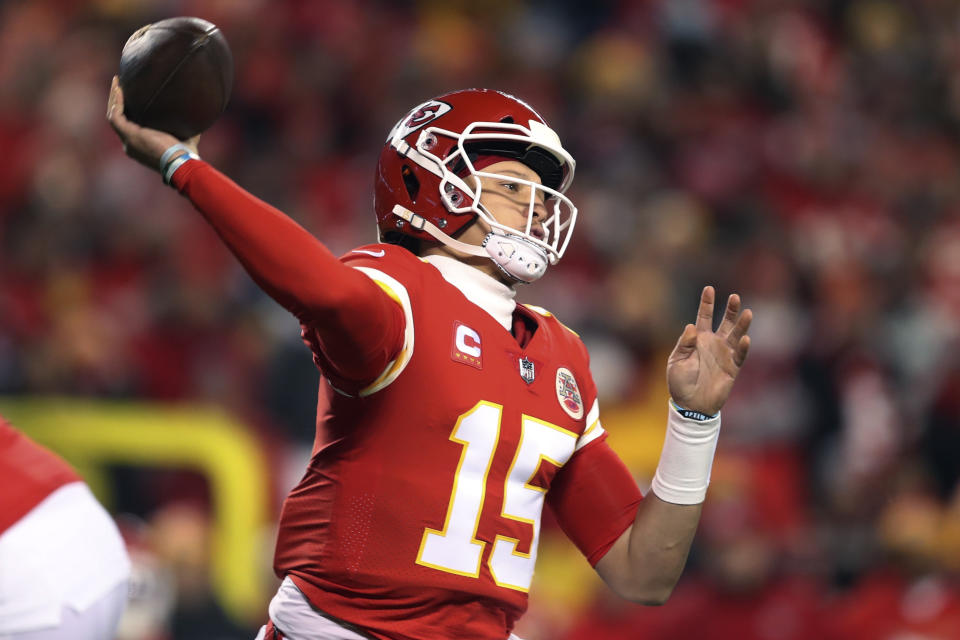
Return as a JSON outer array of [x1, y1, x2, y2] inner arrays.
[[401, 165, 420, 201], [500, 116, 514, 124]]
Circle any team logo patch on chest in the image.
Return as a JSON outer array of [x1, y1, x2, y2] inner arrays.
[[451, 322, 482, 369], [555, 367, 584, 419]]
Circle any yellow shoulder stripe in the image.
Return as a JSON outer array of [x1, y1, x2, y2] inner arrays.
[[354, 267, 415, 397], [373, 280, 403, 306]]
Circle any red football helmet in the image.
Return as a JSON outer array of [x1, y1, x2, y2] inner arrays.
[[374, 89, 577, 282]]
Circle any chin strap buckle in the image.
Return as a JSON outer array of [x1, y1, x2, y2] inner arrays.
[[391, 204, 487, 259], [391, 204, 424, 230]]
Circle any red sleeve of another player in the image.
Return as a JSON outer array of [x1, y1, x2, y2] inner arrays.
[[171, 161, 403, 385], [547, 436, 643, 566]]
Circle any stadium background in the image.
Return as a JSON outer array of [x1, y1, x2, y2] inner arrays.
[[2, 0, 960, 638]]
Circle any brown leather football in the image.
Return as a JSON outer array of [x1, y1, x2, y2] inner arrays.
[[118, 17, 233, 140]]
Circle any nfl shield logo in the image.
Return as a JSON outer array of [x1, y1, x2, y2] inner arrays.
[[519, 358, 535, 384]]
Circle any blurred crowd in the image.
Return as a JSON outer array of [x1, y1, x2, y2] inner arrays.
[[2, 0, 960, 638]]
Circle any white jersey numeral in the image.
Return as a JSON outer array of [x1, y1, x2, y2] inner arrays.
[[416, 401, 578, 592], [490, 416, 578, 590], [416, 401, 501, 577]]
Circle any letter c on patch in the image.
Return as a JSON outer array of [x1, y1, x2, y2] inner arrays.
[[455, 325, 481, 358]]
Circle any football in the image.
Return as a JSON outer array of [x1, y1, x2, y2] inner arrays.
[[118, 17, 233, 140]]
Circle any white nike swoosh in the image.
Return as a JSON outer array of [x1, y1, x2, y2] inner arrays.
[[352, 249, 385, 257]]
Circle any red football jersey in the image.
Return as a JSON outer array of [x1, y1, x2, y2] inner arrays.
[[166, 161, 640, 638], [274, 245, 639, 640], [0, 417, 81, 534]]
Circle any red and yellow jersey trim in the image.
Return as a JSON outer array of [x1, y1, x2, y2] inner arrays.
[[575, 398, 604, 452], [353, 266, 415, 397]]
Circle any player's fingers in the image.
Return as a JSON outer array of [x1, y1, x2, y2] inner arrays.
[[733, 334, 751, 367], [727, 308, 753, 347], [671, 323, 697, 357], [107, 77, 123, 122], [717, 294, 741, 337], [695, 286, 715, 333], [106, 76, 118, 117], [106, 77, 137, 138], [106, 79, 151, 161], [107, 78, 126, 132]]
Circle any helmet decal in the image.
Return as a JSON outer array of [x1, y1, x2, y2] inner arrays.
[[388, 100, 452, 142]]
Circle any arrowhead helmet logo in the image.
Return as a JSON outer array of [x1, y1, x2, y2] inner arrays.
[[387, 100, 452, 142]]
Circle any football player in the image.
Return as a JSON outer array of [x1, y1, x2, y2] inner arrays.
[[107, 78, 752, 640], [0, 416, 130, 639]]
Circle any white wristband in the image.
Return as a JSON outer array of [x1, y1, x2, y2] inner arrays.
[[163, 153, 195, 185], [650, 401, 722, 505], [159, 143, 199, 186]]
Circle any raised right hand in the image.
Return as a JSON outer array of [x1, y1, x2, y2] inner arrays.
[[106, 75, 199, 172]]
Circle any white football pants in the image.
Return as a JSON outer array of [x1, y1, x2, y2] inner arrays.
[[0, 580, 128, 640]]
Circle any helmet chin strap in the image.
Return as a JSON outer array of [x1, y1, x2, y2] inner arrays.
[[391, 205, 548, 283], [391, 205, 485, 256]]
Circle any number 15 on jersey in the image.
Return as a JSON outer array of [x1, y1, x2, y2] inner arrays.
[[416, 401, 579, 592]]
